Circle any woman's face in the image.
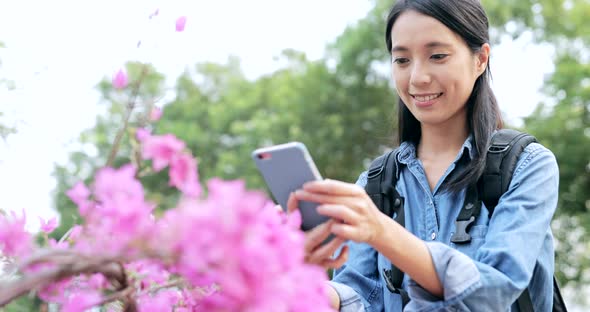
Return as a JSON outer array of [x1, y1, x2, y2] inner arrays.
[[389, 10, 489, 128]]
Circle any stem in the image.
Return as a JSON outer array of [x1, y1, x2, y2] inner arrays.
[[57, 226, 75, 244], [0, 257, 125, 307], [90, 279, 186, 311], [91, 285, 135, 309], [106, 65, 150, 167], [145, 279, 186, 295]]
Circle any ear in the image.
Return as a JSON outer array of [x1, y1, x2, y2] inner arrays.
[[475, 43, 490, 75]]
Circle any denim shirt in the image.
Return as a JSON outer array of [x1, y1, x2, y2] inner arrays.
[[329, 136, 559, 312]]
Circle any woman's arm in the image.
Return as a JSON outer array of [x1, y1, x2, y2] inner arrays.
[[296, 180, 443, 297], [326, 284, 340, 309], [370, 215, 443, 297]]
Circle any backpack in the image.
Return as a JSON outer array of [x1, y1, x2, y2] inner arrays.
[[365, 129, 567, 312]]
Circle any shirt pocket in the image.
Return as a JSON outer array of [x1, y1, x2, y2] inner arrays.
[[450, 224, 488, 258]]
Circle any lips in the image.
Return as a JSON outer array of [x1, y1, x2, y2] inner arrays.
[[411, 93, 443, 102], [409, 92, 443, 108]]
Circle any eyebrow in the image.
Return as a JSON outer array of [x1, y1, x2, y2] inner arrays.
[[391, 41, 452, 53]]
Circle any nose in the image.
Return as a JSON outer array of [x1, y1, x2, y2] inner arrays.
[[410, 62, 432, 87]]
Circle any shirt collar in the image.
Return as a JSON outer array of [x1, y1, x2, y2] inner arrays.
[[396, 134, 476, 165]]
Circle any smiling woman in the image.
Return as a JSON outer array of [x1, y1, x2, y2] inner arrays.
[[287, 1, 562, 311]]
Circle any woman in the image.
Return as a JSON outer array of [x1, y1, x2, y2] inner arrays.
[[289, 0, 559, 311]]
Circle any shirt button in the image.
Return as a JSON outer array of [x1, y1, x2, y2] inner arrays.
[[430, 232, 437, 240]]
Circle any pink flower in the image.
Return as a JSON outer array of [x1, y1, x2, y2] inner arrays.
[[155, 178, 332, 311], [150, 106, 162, 121], [141, 134, 185, 171], [169, 153, 201, 197], [38, 278, 71, 302], [66, 181, 90, 206], [112, 69, 128, 89], [0, 209, 33, 258], [175, 16, 187, 32], [126, 260, 169, 290], [136, 128, 151, 142], [68, 225, 83, 241], [39, 216, 58, 234], [61, 292, 101, 312], [94, 164, 144, 204], [137, 290, 179, 312], [48, 238, 69, 250]]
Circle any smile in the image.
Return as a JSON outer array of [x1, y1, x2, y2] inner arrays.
[[411, 93, 443, 102]]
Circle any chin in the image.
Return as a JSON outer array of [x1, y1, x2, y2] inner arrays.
[[413, 113, 448, 126]]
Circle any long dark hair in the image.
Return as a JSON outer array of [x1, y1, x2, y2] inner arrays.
[[385, 0, 504, 192]]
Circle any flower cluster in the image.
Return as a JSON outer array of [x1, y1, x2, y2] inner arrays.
[[0, 125, 332, 312], [0, 10, 333, 311]]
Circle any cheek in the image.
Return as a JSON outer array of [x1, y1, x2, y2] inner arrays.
[[391, 68, 408, 93], [440, 66, 476, 101]]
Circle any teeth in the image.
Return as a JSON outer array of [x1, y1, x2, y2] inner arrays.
[[414, 93, 441, 102]]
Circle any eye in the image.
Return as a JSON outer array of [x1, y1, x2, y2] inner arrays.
[[431, 54, 448, 61], [392, 57, 409, 65]]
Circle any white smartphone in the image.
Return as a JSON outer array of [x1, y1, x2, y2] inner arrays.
[[252, 142, 330, 231]]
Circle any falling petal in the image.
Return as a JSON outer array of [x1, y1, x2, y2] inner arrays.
[[150, 107, 162, 121], [175, 16, 187, 32]]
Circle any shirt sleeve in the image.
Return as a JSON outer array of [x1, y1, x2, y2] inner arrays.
[[405, 143, 559, 311], [328, 281, 366, 312]]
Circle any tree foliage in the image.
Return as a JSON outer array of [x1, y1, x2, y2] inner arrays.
[[483, 0, 590, 293]]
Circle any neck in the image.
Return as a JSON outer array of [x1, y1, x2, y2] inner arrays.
[[417, 119, 469, 160]]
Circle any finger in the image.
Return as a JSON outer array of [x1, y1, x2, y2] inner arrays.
[[304, 220, 335, 254], [320, 245, 349, 269], [307, 236, 346, 264], [330, 222, 359, 242], [295, 190, 368, 214], [303, 179, 366, 196], [287, 192, 298, 214], [294, 189, 354, 207], [316, 204, 359, 225]]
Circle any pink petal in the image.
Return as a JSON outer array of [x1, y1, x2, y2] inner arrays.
[[136, 128, 151, 141], [175, 16, 187, 32], [39, 216, 58, 234], [150, 107, 162, 121], [66, 182, 91, 206], [112, 69, 128, 89]]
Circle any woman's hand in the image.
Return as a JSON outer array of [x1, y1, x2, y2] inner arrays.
[[297, 180, 444, 298], [294, 179, 387, 246], [287, 193, 349, 270]]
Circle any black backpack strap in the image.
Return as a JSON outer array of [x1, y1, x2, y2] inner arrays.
[[517, 277, 569, 312], [552, 277, 568, 312], [450, 184, 482, 244], [365, 149, 409, 307], [517, 286, 534, 312], [516, 277, 569, 312], [366, 149, 402, 219], [479, 129, 566, 312], [479, 129, 537, 215]]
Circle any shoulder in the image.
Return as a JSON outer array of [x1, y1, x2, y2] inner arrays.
[[355, 146, 405, 188], [513, 142, 558, 178]]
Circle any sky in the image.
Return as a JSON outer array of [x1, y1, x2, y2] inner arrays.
[[0, 0, 555, 230]]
